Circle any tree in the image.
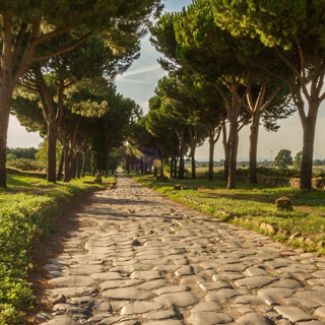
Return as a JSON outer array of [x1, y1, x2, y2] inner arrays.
[[151, 1, 251, 188], [213, 0, 325, 188], [19, 34, 140, 182], [274, 149, 293, 169], [294, 151, 303, 170], [0, 0, 161, 187]]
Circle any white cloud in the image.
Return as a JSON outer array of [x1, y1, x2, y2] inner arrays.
[[116, 64, 161, 81]]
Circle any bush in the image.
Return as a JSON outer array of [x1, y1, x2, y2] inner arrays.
[[7, 158, 46, 172], [0, 176, 102, 324]]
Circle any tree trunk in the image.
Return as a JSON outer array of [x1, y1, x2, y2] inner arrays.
[[0, 85, 13, 188], [222, 124, 229, 182], [300, 106, 318, 189], [178, 131, 185, 179], [70, 157, 77, 179], [208, 133, 215, 181], [76, 153, 81, 178], [81, 151, 86, 177], [57, 148, 64, 181], [227, 121, 239, 189], [191, 148, 196, 179], [173, 158, 178, 179], [47, 122, 58, 182], [63, 146, 71, 182], [249, 114, 260, 184], [170, 157, 174, 179]]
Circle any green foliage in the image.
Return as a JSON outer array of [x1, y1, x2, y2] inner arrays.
[[294, 151, 303, 170], [274, 149, 293, 169], [0, 173, 103, 324], [6, 148, 37, 160]]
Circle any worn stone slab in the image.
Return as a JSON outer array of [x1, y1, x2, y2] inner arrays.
[[274, 306, 313, 322], [102, 287, 154, 300], [189, 312, 233, 325], [48, 276, 96, 288], [121, 302, 163, 315], [236, 313, 271, 325], [155, 291, 197, 307]]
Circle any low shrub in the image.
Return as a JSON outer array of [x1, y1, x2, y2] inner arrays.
[[0, 175, 103, 324]]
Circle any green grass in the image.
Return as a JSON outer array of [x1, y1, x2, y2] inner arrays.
[[0, 173, 112, 325], [135, 175, 325, 255]]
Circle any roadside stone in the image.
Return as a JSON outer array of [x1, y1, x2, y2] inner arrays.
[[275, 197, 293, 211]]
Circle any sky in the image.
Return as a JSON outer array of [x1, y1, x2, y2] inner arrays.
[[7, 0, 325, 161]]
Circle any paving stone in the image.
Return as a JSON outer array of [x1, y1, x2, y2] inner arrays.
[[143, 309, 177, 320], [49, 275, 96, 287], [258, 288, 294, 305], [143, 321, 183, 325], [235, 276, 277, 289], [191, 301, 222, 312], [274, 306, 313, 322], [314, 307, 325, 320], [235, 313, 271, 325], [43, 315, 76, 324], [155, 291, 197, 307], [189, 311, 233, 325], [35, 177, 325, 325], [175, 265, 194, 277], [121, 302, 163, 315], [155, 285, 188, 295], [205, 289, 239, 303], [99, 279, 143, 290], [102, 287, 154, 300], [131, 270, 162, 280]]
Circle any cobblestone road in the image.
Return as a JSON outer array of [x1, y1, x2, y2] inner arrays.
[[39, 177, 325, 325]]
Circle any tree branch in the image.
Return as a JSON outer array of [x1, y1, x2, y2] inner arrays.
[[33, 32, 92, 62]]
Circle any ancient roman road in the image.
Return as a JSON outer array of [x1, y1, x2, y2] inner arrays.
[[38, 177, 325, 325]]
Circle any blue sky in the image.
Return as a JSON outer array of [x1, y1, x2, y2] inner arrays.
[[7, 0, 325, 161]]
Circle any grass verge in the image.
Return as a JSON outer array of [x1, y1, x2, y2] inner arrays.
[[135, 175, 325, 255], [0, 173, 111, 325]]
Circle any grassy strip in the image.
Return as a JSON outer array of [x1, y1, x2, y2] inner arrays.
[[0, 173, 110, 325], [135, 175, 325, 255]]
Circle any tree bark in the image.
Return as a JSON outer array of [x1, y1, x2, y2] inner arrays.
[[300, 105, 318, 189], [81, 151, 86, 177], [170, 157, 174, 179], [249, 114, 261, 184], [227, 120, 239, 189], [173, 158, 178, 179], [191, 149, 196, 179], [63, 145, 71, 182], [57, 147, 64, 181], [0, 87, 12, 188], [47, 121, 58, 182], [222, 123, 229, 182], [208, 133, 215, 181]]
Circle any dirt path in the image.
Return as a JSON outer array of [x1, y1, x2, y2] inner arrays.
[[36, 177, 325, 325]]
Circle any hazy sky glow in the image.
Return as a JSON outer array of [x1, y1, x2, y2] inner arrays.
[[8, 0, 325, 161]]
